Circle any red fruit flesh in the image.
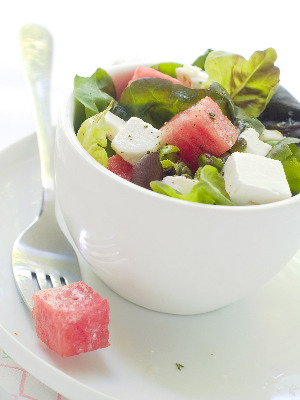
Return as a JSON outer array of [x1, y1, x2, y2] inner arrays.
[[128, 65, 182, 86], [32, 281, 110, 358], [107, 154, 133, 181], [160, 96, 238, 171]]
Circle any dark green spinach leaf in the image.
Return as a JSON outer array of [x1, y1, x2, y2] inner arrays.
[[115, 78, 235, 128], [74, 68, 116, 124]]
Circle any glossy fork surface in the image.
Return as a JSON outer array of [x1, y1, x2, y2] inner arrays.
[[12, 24, 81, 310]]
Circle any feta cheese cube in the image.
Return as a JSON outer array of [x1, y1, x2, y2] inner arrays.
[[223, 152, 291, 205], [175, 65, 209, 89], [104, 111, 126, 141], [259, 129, 284, 142], [111, 117, 163, 165], [162, 175, 199, 194], [239, 128, 272, 156]]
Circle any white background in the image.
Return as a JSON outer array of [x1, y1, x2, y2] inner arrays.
[[1, 0, 299, 150]]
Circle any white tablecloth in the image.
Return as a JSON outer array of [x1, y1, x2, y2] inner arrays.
[[0, 0, 299, 398], [0, 347, 68, 399]]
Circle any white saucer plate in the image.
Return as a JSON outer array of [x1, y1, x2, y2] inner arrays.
[[1, 134, 300, 400]]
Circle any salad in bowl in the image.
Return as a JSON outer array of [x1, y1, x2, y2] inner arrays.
[[55, 48, 300, 314], [73, 48, 300, 207]]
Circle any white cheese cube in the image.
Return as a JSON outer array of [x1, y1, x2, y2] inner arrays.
[[239, 128, 272, 156], [111, 117, 163, 165], [162, 175, 199, 194], [104, 111, 126, 141], [223, 152, 291, 205], [259, 129, 284, 142], [175, 65, 209, 89]]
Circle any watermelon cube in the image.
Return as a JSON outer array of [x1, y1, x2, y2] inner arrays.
[[107, 154, 133, 180], [128, 65, 182, 86], [32, 281, 110, 358], [160, 96, 239, 171]]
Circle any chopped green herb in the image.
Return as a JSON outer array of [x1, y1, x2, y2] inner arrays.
[[176, 363, 184, 370], [208, 111, 216, 120]]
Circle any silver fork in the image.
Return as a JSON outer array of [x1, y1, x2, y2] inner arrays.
[[12, 24, 81, 310]]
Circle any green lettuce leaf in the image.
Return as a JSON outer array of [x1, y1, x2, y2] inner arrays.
[[74, 68, 116, 120], [267, 138, 300, 195], [76, 107, 111, 167], [150, 165, 234, 206], [204, 48, 280, 118], [151, 62, 183, 78], [116, 79, 236, 128]]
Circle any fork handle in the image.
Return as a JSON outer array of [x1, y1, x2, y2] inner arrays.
[[19, 24, 54, 200]]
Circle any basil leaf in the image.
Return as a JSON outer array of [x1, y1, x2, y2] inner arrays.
[[74, 68, 116, 120], [151, 62, 183, 78], [117, 78, 236, 128], [150, 165, 234, 206], [204, 48, 280, 118]]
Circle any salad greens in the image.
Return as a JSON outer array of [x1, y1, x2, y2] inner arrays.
[[74, 68, 116, 130], [267, 138, 300, 195], [113, 80, 235, 129], [259, 85, 300, 137], [159, 145, 192, 177], [76, 107, 111, 167], [73, 47, 300, 206], [150, 165, 234, 206], [204, 48, 280, 118]]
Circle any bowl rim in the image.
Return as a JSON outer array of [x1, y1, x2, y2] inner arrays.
[[58, 61, 300, 213]]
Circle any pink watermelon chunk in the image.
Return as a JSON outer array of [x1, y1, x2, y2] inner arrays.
[[128, 65, 182, 86], [32, 281, 110, 358], [160, 96, 238, 171], [107, 154, 133, 181]]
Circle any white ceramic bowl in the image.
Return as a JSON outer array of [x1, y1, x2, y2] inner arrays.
[[55, 62, 300, 315]]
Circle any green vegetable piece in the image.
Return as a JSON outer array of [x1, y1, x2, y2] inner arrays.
[[161, 159, 175, 169], [281, 157, 300, 195], [234, 106, 265, 134], [267, 138, 300, 195], [161, 159, 192, 178], [228, 136, 247, 153], [159, 145, 180, 162], [192, 49, 213, 70], [150, 165, 234, 206], [74, 68, 116, 119], [197, 153, 224, 171], [77, 108, 111, 167], [267, 137, 300, 160], [204, 48, 280, 118], [174, 162, 192, 177], [151, 62, 183, 78]]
